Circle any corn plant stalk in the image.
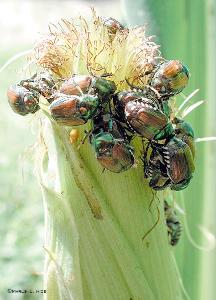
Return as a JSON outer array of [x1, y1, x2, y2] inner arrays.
[[32, 11, 184, 300]]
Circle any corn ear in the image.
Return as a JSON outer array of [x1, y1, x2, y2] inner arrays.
[[33, 11, 184, 300]]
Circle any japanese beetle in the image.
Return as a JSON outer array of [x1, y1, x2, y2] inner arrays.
[[59, 75, 116, 100], [114, 91, 174, 140], [164, 200, 182, 246], [102, 17, 125, 35], [143, 136, 195, 191], [150, 60, 190, 98], [7, 84, 40, 116], [90, 114, 134, 173], [20, 72, 57, 102], [50, 94, 99, 126], [158, 136, 195, 190]]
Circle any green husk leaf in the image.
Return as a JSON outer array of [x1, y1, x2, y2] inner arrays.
[[32, 10, 184, 300]]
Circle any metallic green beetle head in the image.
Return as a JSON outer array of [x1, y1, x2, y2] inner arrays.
[[173, 117, 195, 158], [79, 94, 100, 119], [93, 77, 116, 97], [90, 130, 134, 173], [91, 131, 114, 155], [90, 113, 135, 174], [173, 117, 194, 138], [154, 122, 174, 140]]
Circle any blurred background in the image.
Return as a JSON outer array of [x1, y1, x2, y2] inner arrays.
[[0, 0, 215, 299]]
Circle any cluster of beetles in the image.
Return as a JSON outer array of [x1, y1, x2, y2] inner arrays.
[[7, 17, 195, 245]]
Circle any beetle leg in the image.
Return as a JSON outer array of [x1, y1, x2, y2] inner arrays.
[[161, 147, 171, 169], [148, 189, 157, 212], [142, 204, 160, 241], [142, 141, 153, 178]]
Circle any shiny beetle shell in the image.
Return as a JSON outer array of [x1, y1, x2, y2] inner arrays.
[[50, 94, 99, 126], [7, 84, 40, 116], [150, 60, 189, 97], [59, 75, 116, 99], [91, 131, 134, 173], [125, 100, 174, 140], [164, 137, 195, 187], [144, 135, 195, 191], [59, 75, 92, 96], [164, 201, 182, 246]]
